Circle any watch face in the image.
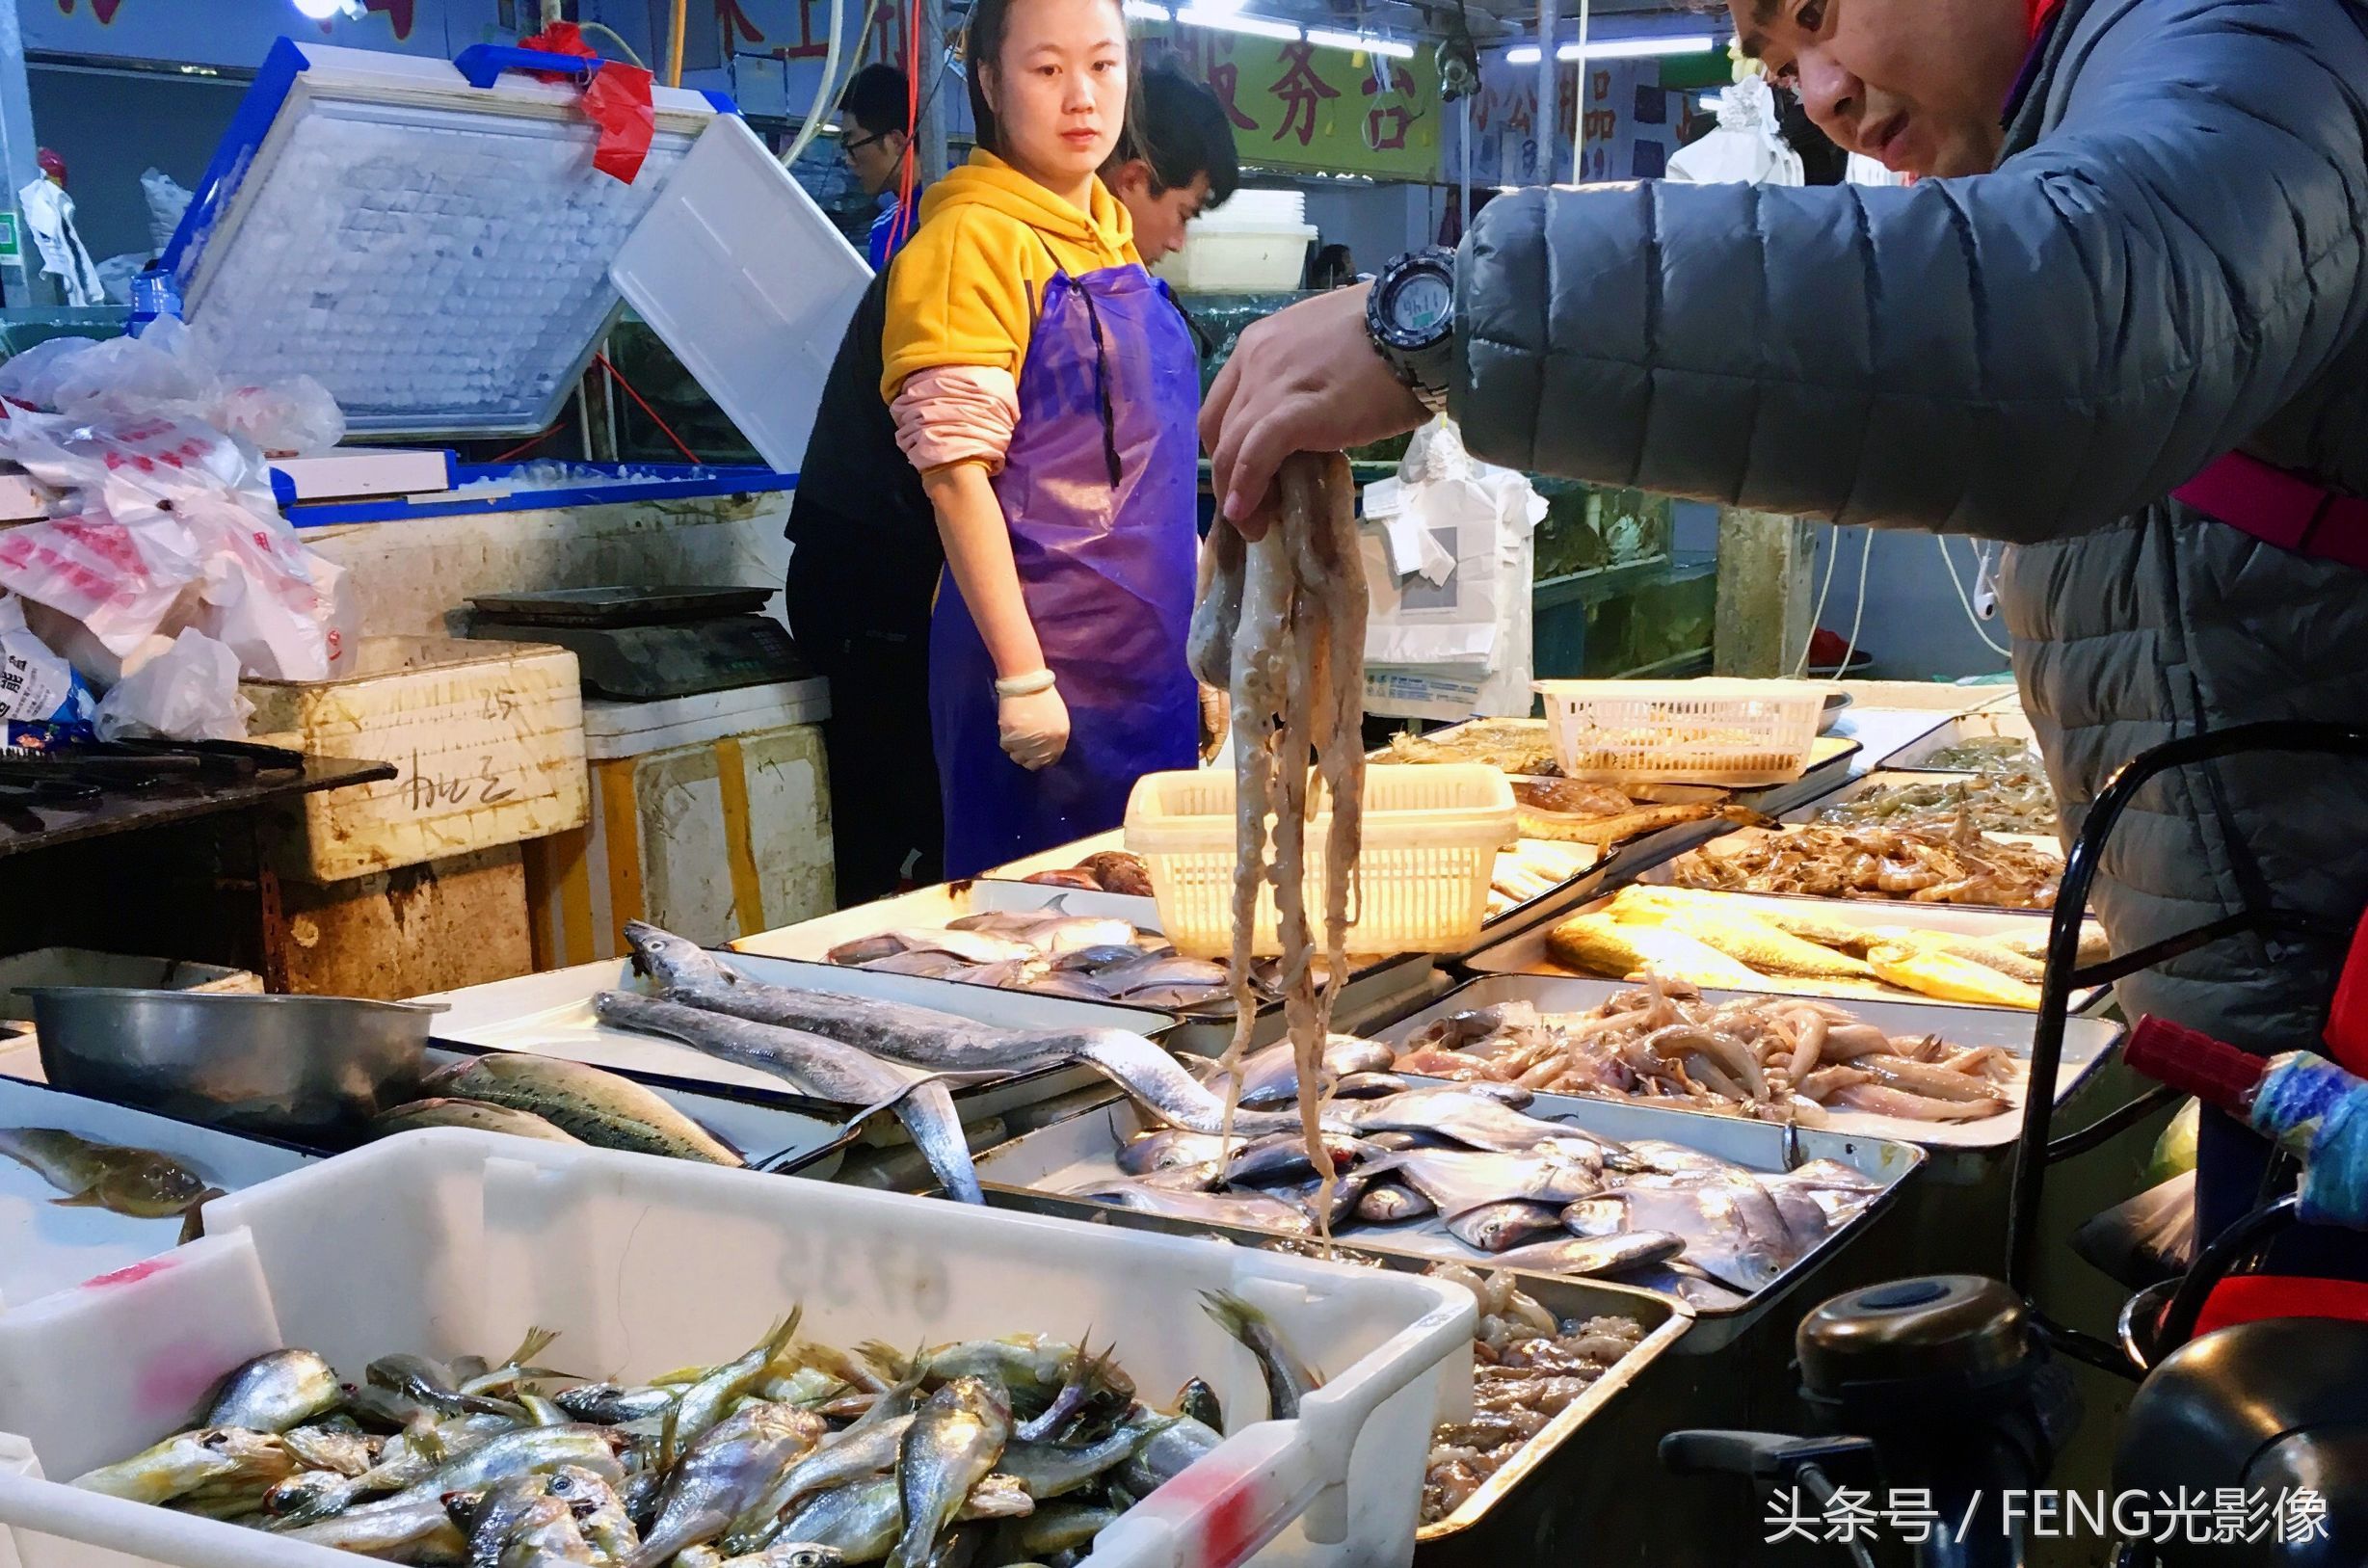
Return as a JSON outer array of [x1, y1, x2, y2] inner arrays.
[[1391, 270, 1453, 335]]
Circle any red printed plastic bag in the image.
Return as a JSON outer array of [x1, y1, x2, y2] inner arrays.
[[0, 507, 201, 671]]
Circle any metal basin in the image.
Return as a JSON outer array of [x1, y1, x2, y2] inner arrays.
[[24, 987, 440, 1140]]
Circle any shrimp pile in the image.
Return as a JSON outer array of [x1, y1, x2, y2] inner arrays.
[[1189, 454, 1369, 1231]]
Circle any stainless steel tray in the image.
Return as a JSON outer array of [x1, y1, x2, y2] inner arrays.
[[971, 1089, 1923, 1351], [414, 949, 1184, 1134], [1878, 708, 2040, 772], [1466, 888, 2111, 1014], [1371, 973, 2121, 1150], [1776, 767, 2061, 849], [973, 1183, 1691, 1544], [732, 878, 1439, 1057]]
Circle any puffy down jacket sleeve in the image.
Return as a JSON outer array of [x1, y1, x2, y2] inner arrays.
[[1451, 0, 2368, 542]]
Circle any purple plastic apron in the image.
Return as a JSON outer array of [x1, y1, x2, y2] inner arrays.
[[931, 264, 1201, 879]]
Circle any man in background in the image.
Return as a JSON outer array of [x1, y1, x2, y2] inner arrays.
[[786, 60, 1240, 906], [838, 65, 920, 269]]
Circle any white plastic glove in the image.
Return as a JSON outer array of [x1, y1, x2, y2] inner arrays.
[[998, 684, 1071, 771]]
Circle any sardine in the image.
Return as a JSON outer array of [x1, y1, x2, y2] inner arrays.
[[1200, 1292, 1319, 1421], [556, 1384, 678, 1425], [372, 1098, 585, 1145], [0, 1127, 210, 1219], [889, 1378, 1014, 1568], [1445, 1200, 1566, 1253], [1487, 1231, 1689, 1278], [628, 1402, 826, 1567], [1353, 1183, 1433, 1223], [997, 1410, 1172, 1501], [426, 1054, 742, 1165], [1064, 1180, 1315, 1235], [202, 1348, 342, 1433], [591, 994, 982, 1205], [677, 1316, 806, 1448], [71, 1428, 296, 1512], [720, 1416, 912, 1554]]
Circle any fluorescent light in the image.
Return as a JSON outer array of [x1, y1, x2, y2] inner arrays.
[[1696, 93, 1722, 111], [1174, 8, 1301, 40], [1557, 33, 1717, 60], [291, 0, 362, 16], [1123, 0, 1172, 17], [1503, 44, 1542, 64], [1305, 26, 1416, 58]]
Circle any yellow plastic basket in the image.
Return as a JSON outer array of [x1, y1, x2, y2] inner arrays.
[[1123, 764, 1516, 959], [1534, 678, 1825, 785]]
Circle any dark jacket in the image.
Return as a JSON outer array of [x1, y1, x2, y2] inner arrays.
[[1452, 0, 2368, 1051]]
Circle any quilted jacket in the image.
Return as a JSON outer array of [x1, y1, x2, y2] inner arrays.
[[1451, 0, 2368, 1051]]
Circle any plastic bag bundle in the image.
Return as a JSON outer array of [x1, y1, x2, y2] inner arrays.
[[94, 626, 252, 742], [0, 316, 343, 457]]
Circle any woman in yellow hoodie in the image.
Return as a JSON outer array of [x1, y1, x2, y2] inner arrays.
[[882, 0, 1200, 878]]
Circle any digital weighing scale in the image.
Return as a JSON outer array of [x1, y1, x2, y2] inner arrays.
[[466, 586, 808, 701]]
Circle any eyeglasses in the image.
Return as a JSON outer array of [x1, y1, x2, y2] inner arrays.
[[842, 130, 892, 157]]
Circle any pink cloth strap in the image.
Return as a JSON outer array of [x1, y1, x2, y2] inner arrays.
[[2173, 451, 2368, 572]]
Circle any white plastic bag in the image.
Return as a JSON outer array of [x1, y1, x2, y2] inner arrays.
[[1359, 418, 1546, 722], [1666, 75, 1804, 187], [182, 496, 355, 680], [93, 627, 252, 742], [0, 596, 94, 726], [0, 316, 344, 457], [141, 168, 194, 255], [0, 506, 202, 668], [208, 372, 345, 457]]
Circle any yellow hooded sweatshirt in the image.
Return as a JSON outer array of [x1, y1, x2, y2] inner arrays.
[[880, 149, 1137, 401]]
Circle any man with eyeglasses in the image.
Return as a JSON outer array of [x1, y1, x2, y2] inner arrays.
[[838, 65, 921, 269]]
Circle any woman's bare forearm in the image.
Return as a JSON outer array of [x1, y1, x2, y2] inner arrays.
[[922, 462, 1045, 680]]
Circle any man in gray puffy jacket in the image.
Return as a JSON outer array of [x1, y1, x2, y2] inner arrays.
[[1203, 0, 2368, 1263]]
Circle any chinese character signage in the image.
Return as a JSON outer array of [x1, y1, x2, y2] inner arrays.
[[1458, 50, 1678, 186], [1161, 33, 1444, 181]]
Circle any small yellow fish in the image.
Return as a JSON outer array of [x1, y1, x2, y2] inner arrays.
[[1546, 914, 1761, 989], [1866, 943, 2043, 1009]]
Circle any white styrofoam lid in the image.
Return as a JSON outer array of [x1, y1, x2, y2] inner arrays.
[[166, 40, 726, 441], [609, 115, 872, 475]]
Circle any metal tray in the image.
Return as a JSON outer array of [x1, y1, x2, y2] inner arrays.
[[413, 948, 1183, 1135], [732, 879, 1439, 1056], [1370, 974, 2121, 1150], [1776, 768, 2061, 849], [0, 1075, 316, 1310], [466, 585, 774, 625], [1879, 708, 2041, 772], [1462, 889, 2111, 1013], [970, 1089, 1923, 1351], [971, 1183, 1690, 1545], [1640, 825, 2065, 915]]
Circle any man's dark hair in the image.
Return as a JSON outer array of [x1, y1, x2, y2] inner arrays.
[[842, 63, 912, 139], [1108, 61, 1241, 208]]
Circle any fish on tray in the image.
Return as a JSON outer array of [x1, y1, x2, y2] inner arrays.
[[1393, 978, 2026, 1127], [0, 1126, 222, 1241], [69, 1315, 1247, 1568]]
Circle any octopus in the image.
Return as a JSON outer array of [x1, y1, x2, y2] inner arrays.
[[1188, 453, 1369, 1233]]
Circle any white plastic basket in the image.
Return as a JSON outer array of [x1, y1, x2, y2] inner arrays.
[[1533, 679, 1825, 785], [1125, 764, 1515, 959], [0, 1130, 1473, 1568]]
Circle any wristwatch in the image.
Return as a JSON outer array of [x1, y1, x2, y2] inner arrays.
[[1366, 247, 1456, 414]]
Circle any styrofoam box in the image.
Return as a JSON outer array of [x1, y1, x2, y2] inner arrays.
[[1157, 217, 1319, 294], [245, 637, 590, 882], [0, 1133, 1473, 1568]]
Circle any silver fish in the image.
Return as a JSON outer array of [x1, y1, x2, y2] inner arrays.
[[446, 1472, 586, 1568], [1065, 1180, 1315, 1235], [1048, 944, 1148, 973], [861, 950, 978, 981], [1062, 1031, 1312, 1138], [1114, 1129, 1228, 1176], [282, 1427, 625, 1555], [1353, 1183, 1433, 1223], [772, 1474, 1030, 1565], [1003, 1502, 1117, 1558], [1221, 1131, 1379, 1187], [1566, 1183, 1796, 1293], [1113, 1415, 1220, 1498], [628, 1402, 825, 1568], [1342, 1091, 1596, 1154], [1377, 1143, 1604, 1217], [71, 1428, 297, 1514], [1445, 1200, 1566, 1253], [1619, 1262, 1752, 1310], [889, 1378, 1014, 1568], [1222, 1037, 1396, 1107], [716, 1547, 847, 1568], [1487, 1231, 1689, 1278], [592, 994, 983, 1205], [1201, 1291, 1320, 1421], [677, 1316, 805, 1448], [202, 1348, 342, 1434], [1329, 1072, 1409, 1099], [625, 923, 1044, 1073]]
